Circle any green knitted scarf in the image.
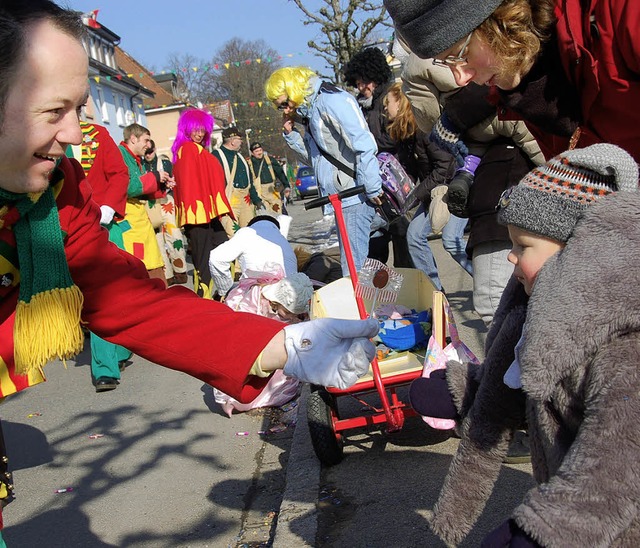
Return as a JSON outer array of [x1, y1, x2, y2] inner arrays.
[[0, 168, 84, 375]]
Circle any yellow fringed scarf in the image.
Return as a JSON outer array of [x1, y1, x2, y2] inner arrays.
[[0, 169, 84, 375]]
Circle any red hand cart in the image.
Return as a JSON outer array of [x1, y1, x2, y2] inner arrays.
[[304, 187, 446, 465]]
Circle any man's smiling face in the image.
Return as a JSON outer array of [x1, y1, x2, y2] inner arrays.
[[0, 20, 88, 194]]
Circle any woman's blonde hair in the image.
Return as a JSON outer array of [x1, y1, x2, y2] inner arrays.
[[265, 67, 317, 108], [476, 0, 556, 79], [384, 82, 417, 142]]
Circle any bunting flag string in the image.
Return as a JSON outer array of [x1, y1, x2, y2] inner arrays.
[[141, 100, 277, 110], [88, 36, 394, 85]]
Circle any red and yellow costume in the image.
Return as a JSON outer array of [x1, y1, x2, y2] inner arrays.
[[173, 141, 232, 227], [118, 142, 165, 269], [80, 122, 128, 219]]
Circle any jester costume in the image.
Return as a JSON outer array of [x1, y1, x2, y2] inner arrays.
[[173, 141, 233, 298], [141, 154, 188, 284], [79, 122, 133, 383], [118, 142, 165, 271]]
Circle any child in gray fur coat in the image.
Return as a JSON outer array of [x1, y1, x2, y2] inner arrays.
[[410, 143, 640, 547]]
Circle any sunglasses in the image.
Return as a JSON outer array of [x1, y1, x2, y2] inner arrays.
[[432, 32, 473, 67], [276, 98, 294, 111]]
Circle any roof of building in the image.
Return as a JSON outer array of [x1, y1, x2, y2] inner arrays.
[[114, 47, 178, 109]]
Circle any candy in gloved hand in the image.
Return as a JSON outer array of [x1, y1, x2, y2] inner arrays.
[[283, 318, 379, 389]]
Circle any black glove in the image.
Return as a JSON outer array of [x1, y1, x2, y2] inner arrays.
[[481, 519, 540, 548], [409, 369, 458, 419], [446, 170, 475, 218]]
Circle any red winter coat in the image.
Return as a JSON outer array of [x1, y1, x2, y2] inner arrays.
[[0, 156, 282, 401], [555, 0, 640, 160]]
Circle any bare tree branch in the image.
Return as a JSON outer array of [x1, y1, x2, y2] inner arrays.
[[289, 0, 391, 83]]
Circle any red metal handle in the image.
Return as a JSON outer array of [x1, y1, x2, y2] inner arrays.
[[328, 193, 401, 431]]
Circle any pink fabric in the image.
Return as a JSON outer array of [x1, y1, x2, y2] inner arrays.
[[217, 267, 300, 415], [223, 269, 283, 319]]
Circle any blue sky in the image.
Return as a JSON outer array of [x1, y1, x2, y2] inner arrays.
[[64, 0, 391, 76]]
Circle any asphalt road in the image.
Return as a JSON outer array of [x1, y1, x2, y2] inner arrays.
[[1, 346, 298, 547]]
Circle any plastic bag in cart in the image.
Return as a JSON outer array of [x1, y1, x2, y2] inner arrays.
[[420, 293, 479, 430]]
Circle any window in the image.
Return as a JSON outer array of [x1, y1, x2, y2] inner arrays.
[[105, 46, 115, 69], [116, 94, 126, 126], [133, 100, 144, 124], [89, 37, 97, 61], [96, 87, 109, 123]]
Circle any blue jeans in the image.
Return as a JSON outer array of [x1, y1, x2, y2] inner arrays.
[[407, 204, 472, 290], [338, 200, 376, 276]]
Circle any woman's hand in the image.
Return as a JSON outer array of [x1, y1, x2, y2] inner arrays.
[[283, 118, 295, 134]]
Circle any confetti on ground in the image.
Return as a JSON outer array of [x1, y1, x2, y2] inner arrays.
[[54, 487, 74, 494], [88, 434, 104, 439], [236, 431, 249, 436], [27, 413, 42, 418]]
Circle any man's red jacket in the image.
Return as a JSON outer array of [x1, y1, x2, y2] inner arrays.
[[0, 157, 282, 400]]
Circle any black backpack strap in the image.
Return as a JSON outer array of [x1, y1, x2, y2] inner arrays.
[[315, 145, 356, 179]]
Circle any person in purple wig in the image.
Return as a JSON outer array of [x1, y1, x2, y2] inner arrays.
[[172, 108, 234, 298]]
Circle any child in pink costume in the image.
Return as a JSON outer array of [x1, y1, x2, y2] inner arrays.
[[215, 270, 314, 416]]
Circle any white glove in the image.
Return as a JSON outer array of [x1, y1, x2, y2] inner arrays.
[[99, 205, 116, 226], [283, 318, 378, 389]]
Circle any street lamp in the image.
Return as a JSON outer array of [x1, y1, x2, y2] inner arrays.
[[245, 128, 252, 156]]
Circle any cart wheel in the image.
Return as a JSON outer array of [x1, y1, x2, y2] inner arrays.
[[307, 389, 344, 466]]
